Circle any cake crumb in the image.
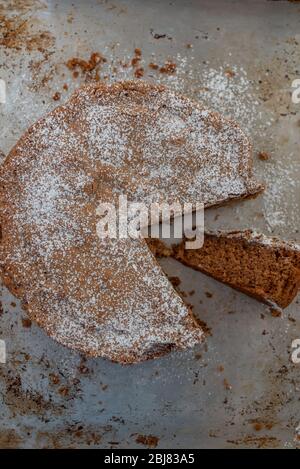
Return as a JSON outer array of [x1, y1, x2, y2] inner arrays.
[[78, 363, 90, 375], [159, 61, 176, 74], [225, 68, 235, 78], [148, 62, 159, 70], [270, 308, 281, 318], [52, 92, 61, 101], [22, 317, 32, 328], [131, 57, 140, 67], [168, 276, 181, 287], [58, 386, 69, 397], [258, 151, 270, 161], [49, 373, 60, 385], [135, 434, 159, 448], [223, 378, 232, 390], [134, 67, 144, 78]]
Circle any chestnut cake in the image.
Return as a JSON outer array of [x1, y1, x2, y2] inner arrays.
[[0, 81, 263, 363], [150, 231, 300, 310]]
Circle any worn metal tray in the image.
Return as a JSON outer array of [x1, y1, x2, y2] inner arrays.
[[0, 0, 299, 448]]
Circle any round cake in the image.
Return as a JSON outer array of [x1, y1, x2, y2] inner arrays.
[[0, 81, 262, 363]]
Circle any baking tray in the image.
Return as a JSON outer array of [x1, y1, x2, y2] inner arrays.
[[0, 0, 299, 449]]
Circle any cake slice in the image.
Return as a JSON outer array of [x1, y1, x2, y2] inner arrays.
[[173, 230, 300, 309]]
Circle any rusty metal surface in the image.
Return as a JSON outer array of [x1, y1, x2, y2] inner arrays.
[[0, 0, 299, 448]]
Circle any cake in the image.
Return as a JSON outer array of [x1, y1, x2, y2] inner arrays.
[[173, 230, 300, 310], [0, 81, 263, 363]]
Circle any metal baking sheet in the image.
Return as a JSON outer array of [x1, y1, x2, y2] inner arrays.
[[0, 0, 299, 449]]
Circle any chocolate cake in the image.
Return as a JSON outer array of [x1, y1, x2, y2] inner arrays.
[[0, 81, 263, 363], [173, 230, 300, 309]]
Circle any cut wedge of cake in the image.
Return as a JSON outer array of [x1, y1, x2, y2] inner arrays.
[[0, 81, 263, 363], [172, 230, 300, 310]]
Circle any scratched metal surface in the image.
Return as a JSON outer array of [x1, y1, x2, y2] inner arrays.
[[0, 0, 299, 449]]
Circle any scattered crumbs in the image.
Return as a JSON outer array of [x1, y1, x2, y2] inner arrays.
[[148, 62, 159, 70], [131, 48, 142, 67], [49, 373, 60, 385], [258, 151, 271, 161], [253, 422, 263, 432], [288, 315, 296, 323], [0, 302, 3, 316], [150, 29, 170, 40], [224, 68, 235, 78], [223, 378, 232, 391], [205, 291, 213, 298], [194, 353, 202, 360], [270, 308, 281, 318], [188, 290, 195, 296], [78, 363, 90, 375], [0, 14, 55, 53], [21, 317, 32, 328], [134, 67, 144, 78], [58, 386, 69, 397], [159, 61, 177, 74], [186, 43, 193, 49], [227, 436, 279, 448], [10, 302, 16, 307], [168, 276, 181, 287], [197, 319, 212, 336], [217, 365, 224, 372], [66, 52, 106, 81], [52, 92, 61, 101], [153, 33, 166, 39], [63, 83, 68, 91], [101, 384, 108, 391], [135, 434, 159, 448], [249, 419, 275, 432], [131, 57, 140, 67]]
